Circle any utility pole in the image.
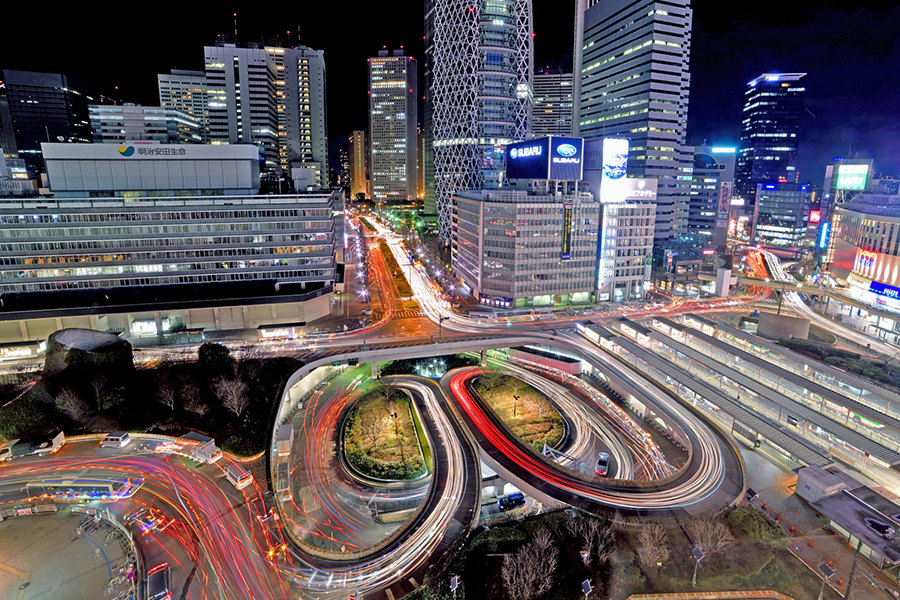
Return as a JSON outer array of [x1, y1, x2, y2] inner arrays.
[[845, 542, 862, 599]]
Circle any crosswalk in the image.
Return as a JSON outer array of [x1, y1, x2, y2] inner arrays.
[[393, 310, 424, 319]]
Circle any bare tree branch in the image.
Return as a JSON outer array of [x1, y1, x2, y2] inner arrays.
[[501, 532, 558, 600], [685, 515, 734, 556], [91, 376, 107, 413], [156, 374, 177, 411], [214, 377, 250, 417], [56, 388, 89, 422], [637, 523, 670, 575]]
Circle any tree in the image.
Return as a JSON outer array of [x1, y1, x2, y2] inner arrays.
[[156, 374, 177, 411], [478, 370, 506, 392], [501, 531, 558, 600], [521, 393, 547, 419], [567, 516, 615, 566], [180, 380, 205, 415], [214, 377, 250, 417], [198, 342, 235, 377], [685, 515, 733, 556], [637, 523, 670, 574], [359, 404, 387, 453], [56, 388, 89, 422], [90, 375, 107, 413]]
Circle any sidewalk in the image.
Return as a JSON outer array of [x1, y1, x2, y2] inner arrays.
[[741, 448, 900, 600]]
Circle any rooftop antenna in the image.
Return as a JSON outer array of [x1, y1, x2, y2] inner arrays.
[[234, 13, 238, 43]]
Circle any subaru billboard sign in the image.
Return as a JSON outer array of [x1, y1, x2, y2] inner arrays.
[[549, 137, 584, 180], [506, 138, 550, 179], [506, 136, 584, 180]]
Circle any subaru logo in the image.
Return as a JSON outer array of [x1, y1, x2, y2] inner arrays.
[[510, 148, 518, 159], [556, 144, 577, 157]]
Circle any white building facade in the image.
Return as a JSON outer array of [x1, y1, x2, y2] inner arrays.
[[425, 0, 534, 240]]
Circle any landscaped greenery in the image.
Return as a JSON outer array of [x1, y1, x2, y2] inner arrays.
[[404, 507, 838, 600], [727, 504, 789, 548], [379, 354, 479, 378], [379, 240, 413, 297], [343, 385, 428, 480], [779, 338, 900, 389], [0, 341, 299, 457], [474, 372, 564, 452]]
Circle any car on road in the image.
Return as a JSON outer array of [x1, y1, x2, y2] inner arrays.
[[101, 432, 131, 448], [146, 563, 171, 600], [251, 497, 273, 522], [595, 452, 611, 477], [497, 492, 526, 511]]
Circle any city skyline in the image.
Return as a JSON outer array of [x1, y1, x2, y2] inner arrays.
[[0, 3, 898, 183]]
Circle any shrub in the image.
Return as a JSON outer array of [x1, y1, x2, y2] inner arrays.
[[468, 527, 527, 551], [727, 505, 788, 548]]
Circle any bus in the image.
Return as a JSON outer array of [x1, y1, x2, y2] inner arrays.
[[275, 462, 292, 503], [26, 477, 144, 502]]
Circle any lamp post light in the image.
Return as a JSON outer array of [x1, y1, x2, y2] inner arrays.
[[439, 316, 448, 341], [691, 547, 704, 587], [513, 394, 520, 418], [817, 562, 835, 600]]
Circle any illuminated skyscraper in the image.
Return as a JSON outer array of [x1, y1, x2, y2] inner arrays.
[[734, 73, 806, 211], [574, 0, 693, 243], [368, 49, 417, 203], [349, 130, 368, 199], [424, 0, 533, 240], [533, 69, 572, 137], [158, 70, 209, 142], [203, 44, 328, 186]]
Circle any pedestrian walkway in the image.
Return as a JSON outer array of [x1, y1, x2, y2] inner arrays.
[[741, 448, 900, 600]]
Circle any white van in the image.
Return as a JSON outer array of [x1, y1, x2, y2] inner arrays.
[[225, 463, 253, 490], [101, 432, 131, 448]]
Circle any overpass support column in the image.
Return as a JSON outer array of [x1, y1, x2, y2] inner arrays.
[[481, 349, 487, 367], [372, 361, 378, 380]]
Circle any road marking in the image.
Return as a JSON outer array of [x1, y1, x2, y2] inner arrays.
[[408, 577, 419, 588], [385, 589, 395, 600], [0, 561, 29, 579]]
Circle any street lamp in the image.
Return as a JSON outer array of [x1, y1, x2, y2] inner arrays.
[[513, 394, 520, 418], [691, 547, 704, 587], [439, 316, 449, 341], [817, 562, 834, 600]]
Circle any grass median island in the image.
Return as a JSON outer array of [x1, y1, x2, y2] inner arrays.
[[343, 385, 428, 480], [378, 240, 413, 298], [474, 372, 564, 452]]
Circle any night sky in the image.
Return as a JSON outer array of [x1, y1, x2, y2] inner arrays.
[[2, 2, 898, 185]]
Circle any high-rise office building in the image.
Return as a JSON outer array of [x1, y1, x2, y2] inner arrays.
[[269, 46, 328, 188], [203, 44, 328, 186], [338, 147, 350, 189], [368, 49, 418, 203], [533, 69, 572, 137], [89, 105, 203, 144], [751, 182, 811, 246], [0, 70, 94, 176], [349, 130, 368, 199], [574, 0, 693, 244], [204, 45, 279, 170], [425, 0, 534, 240], [158, 70, 209, 143], [687, 146, 736, 248], [734, 73, 806, 210]]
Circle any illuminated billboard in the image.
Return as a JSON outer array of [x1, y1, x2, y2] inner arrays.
[[561, 204, 573, 260], [506, 136, 584, 180], [809, 210, 821, 223], [835, 164, 869, 190]]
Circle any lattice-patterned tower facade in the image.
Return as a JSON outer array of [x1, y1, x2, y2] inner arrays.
[[425, 0, 533, 241]]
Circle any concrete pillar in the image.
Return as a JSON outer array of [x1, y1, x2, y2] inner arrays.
[[154, 312, 163, 341], [55, 317, 63, 330], [480, 349, 487, 366], [19, 320, 28, 342], [372, 361, 378, 380], [125, 314, 134, 335], [89, 315, 98, 331], [271, 305, 278, 321], [242, 306, 250, 329], [213, 307, 222, 332]]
